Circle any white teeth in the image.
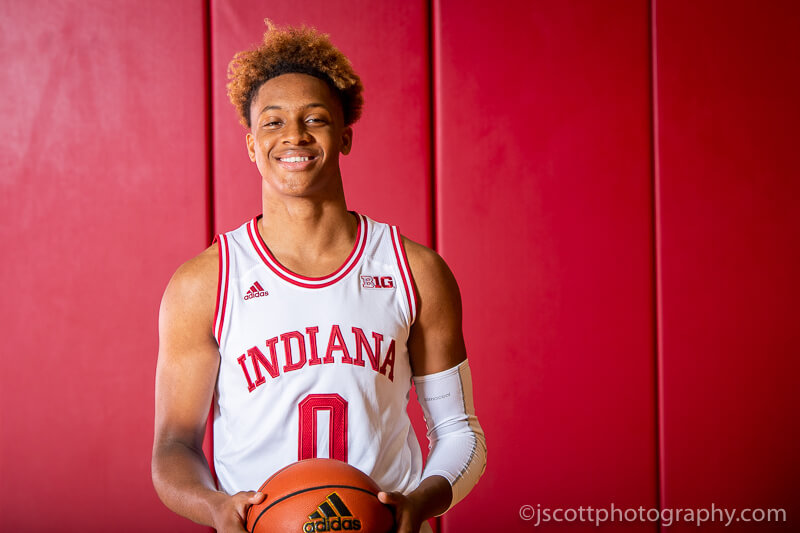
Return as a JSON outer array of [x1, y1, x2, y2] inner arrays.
[[281, 156, 311, 163]]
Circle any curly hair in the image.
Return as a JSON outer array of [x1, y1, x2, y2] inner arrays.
[[227, 20, 364, 129]]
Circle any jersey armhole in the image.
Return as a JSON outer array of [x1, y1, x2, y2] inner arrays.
[[389, 226, 418, 325], [212, 234, 230, 346]]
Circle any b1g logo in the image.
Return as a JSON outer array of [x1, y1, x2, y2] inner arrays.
[[361, 275, 394, 289]]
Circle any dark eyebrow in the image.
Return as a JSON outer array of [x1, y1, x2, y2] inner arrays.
[[258, 103, 329, 115]]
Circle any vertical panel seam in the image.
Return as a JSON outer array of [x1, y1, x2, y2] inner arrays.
[[650, 0, 665, 531], [204, 4, 217, 532], [427, 3, 443, 529], [205, 0, 216, 243], [429, 2, 441, 532], [428, 0, 438, 253]]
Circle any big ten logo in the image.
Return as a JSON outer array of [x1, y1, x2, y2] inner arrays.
[[361, 275, 395, 289]]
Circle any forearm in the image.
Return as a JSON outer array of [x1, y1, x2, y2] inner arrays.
[[415, 360, 487, 512], [152, 439, 226, 527]]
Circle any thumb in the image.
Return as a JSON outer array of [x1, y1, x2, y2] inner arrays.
[[377, 491, 400, 505], [247, 491, 266, 504], [232, 490, 265, 513]]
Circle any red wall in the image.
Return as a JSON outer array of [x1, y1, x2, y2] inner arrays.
[[435, 1, 657, 530], [655, 1, 800, 530], [1, 1, 797, 531], [0, 1, 210, 531]]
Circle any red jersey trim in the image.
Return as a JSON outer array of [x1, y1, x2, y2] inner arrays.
[[213, 234, 230, 345], [390, 226, 418, 325], [246, 214, 368, 289]]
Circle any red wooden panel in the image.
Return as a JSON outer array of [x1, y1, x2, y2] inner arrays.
[[435, 1, 657, 530], [210, 0, 432, 245], [655, 1, 800, 530], [0, 1, 209, 530]]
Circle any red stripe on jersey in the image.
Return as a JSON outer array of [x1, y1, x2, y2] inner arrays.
[[390, 227, 417, 324], [246, 214, 368, 289], [396, 231, 418, 322], [213, 235, 223, 340], [214, 234, 230, 344], [254, 281, 264, 292]]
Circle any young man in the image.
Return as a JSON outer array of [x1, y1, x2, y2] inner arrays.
[[152, 23, 486, 533]]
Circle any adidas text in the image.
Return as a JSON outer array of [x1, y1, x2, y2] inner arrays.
[[244, 291, 269, 300], [302, 517, 362, 532]]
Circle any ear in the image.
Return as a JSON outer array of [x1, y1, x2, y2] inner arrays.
[[246, 132, 256, 162], [340, 126, 353, 155]]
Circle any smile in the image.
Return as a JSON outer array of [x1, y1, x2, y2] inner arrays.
[[274, 153, 319, 171]]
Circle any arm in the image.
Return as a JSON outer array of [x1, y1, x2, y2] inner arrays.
[[378, 237, 486, 532], [151, 246, 264, 532]]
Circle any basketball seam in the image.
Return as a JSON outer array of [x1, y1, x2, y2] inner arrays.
[[249, 484, 379, 533]]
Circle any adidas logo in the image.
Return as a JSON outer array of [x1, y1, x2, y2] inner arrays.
[[303, 492, 362, 532], [244, 281, 269, 300]]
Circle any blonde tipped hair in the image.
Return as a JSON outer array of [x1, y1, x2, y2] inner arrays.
[[227, 20, 364, 128]]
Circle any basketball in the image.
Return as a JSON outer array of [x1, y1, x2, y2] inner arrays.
[[245, 458, 395, 533]]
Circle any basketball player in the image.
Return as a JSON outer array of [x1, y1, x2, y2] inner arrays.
[[152, 22, 486, 533]]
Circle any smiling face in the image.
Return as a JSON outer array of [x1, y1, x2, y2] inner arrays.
[[246, 73, 353, 199]]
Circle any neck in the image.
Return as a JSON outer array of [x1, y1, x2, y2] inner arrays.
[[258, 186, 357, 277]]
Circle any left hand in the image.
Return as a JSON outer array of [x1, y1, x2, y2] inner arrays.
[[378, 491, 424, 533]]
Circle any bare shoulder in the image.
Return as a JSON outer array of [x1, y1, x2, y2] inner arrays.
[[160, 243, 219, 334], [401, 236, 466, 375], [401, 236, 461, 305], [154, 244, 222, 458]]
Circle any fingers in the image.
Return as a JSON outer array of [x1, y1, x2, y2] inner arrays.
[[378, 492, 408, 533], [208, 491, 268, 533]]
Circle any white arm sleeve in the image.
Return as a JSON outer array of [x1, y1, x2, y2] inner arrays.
[[413, 359, 487, 513]]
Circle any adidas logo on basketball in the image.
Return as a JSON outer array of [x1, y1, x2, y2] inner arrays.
[[244, 281, 269, 300], [303, 492, 362, 532]]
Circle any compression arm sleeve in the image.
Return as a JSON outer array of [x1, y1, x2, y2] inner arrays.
[[413, 359, 487, 513]]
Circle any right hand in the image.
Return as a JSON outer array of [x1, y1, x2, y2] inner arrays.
[[210, 491, 266, 533]]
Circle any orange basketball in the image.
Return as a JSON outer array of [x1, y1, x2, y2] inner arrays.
[[245, 458, 394, 533]]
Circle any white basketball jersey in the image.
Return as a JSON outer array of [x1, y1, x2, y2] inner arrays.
[[212, 213, 423, 495]]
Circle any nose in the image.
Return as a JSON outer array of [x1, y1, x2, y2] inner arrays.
[[283, 119, 312, 145]]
